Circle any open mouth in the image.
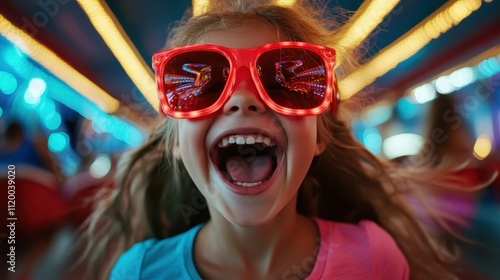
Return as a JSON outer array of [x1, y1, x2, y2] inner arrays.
[[211, 134, 282, 187]]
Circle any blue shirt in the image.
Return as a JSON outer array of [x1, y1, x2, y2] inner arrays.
[[110, 224, 204, 280]]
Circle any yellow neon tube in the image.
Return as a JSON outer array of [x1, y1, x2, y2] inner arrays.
[[339, 0, 483, 100], [0, 14, 120, 113], [77, 0, 158, 110]]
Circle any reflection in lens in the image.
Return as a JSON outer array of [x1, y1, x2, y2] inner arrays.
[[164, 63, 211, 110], [163, 52, 228, 112], [258, 49, 326, 109]]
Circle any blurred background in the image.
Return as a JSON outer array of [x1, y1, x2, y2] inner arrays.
[[0, 0, 499, 279]]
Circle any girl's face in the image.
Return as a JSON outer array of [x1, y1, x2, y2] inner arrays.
[[175, 24, 324, 227]]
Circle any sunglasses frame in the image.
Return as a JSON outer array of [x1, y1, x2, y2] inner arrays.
[[152, 41, 338, 119]]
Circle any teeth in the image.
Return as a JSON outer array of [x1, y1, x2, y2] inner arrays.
[[236, 136, 245, 145], [263, 137, 271, 146], [217, 134, 276, 148], [222, 137, 229, 147], [245, 136, 256, 145], [234, 181, 263, 187]]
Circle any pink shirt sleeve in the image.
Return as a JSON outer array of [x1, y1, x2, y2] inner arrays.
[[360, 220, 410, 280]]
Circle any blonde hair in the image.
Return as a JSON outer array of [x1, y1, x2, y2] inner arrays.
[[82, 1, 467, 279]]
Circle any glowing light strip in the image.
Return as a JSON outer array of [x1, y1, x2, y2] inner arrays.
[[339, 0, 483, 100], [192, 0, 298, 15], [336, 0, 400, 65], [407, 45, 500, 93], [192, 0, 209, 16], [0, 14, 120, 113], [77, 0, 158, 110], [275, 0, 297, 6]]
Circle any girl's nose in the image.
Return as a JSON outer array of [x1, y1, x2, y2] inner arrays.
[[222, 68, 267, 115]]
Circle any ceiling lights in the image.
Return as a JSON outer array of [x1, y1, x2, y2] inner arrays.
[[192, 0, 209, 16], [76, 0, 158, 110], [408, 46, 500, 104], [335, 0, 400, 65], [339, 0, 484, 100], [274, 0, 297, 6], [0, 14, 120, 113], [193, 0, 297, 15]]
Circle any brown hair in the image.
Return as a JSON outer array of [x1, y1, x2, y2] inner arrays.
[[82, 1, 465, 279]]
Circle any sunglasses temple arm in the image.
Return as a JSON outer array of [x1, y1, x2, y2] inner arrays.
[[331, 74, 340, 115]]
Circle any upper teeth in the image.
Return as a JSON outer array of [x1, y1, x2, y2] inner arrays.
[[217, 134, 276, 148]]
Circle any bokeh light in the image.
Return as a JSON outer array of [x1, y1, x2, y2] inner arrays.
[[89, 154, 112, 178], [48, 132, 69, 153], [363, 128, 382, 155], [383, 133, 424, 160], [396, 97, 420, 120], [23, 78, 47, 106], [412, 83, 437, 103], [43, 112, 62, 130], [477, 57, 500, 79], [0, 71, 17, 94], [473, 134, 492, 160]]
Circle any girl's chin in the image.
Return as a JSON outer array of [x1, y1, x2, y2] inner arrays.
[[219, 208, 278, 228]]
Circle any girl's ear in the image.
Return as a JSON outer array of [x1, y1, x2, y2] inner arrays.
[[314, 138, 327, 156]]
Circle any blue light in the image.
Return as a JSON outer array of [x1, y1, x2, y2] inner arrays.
[[28, 98, 57, 124], [61, 153, 80, 177], [23, 78, 47, 107], [48, 132, 69, 153], [0, 107, 3, 118], [110, 119, 127, 141], [0, 71, 18, 95], [361, 104, 393, 127], [27, 78, 47, 97], [4, 47, 31, 76], [1, 38, 145, 149], [363, 128, 382, 155], [4, 47, 22, 68], [38, 99, 56, 116], [23, 91, 41, 107], [396, 97, 420, 120], [43, 112, 62, 130], [127, 130, 143, 147], [477, 58, 500, 79], [91, 119, 103, 133]]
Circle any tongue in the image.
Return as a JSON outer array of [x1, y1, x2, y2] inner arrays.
[[226, 155, 273, 183]]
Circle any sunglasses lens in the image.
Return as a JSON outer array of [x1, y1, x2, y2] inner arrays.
[[257, 49, 326, 109], [162, 51, 229, 112]]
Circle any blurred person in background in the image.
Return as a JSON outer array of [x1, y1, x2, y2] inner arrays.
[[407, 93, 499, 279], [0, 116, 61, 178]]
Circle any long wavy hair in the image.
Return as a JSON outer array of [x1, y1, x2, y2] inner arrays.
[[82, 1, 469, 279]]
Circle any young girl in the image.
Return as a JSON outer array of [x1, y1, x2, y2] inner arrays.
[[83, 1, 470, 279]]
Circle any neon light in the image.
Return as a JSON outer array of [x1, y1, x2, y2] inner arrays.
[[0, 14, 120, 113], [340, 0, 483, 100], [76, 0, 157, 110]]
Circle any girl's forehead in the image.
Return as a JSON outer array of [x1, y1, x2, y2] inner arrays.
[[198, 24, 285, 48]]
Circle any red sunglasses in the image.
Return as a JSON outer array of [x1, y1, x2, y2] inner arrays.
[[152, 42, 338, 119]]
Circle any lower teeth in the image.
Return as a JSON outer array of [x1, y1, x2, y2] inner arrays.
[[234, 181, 263, 187]]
